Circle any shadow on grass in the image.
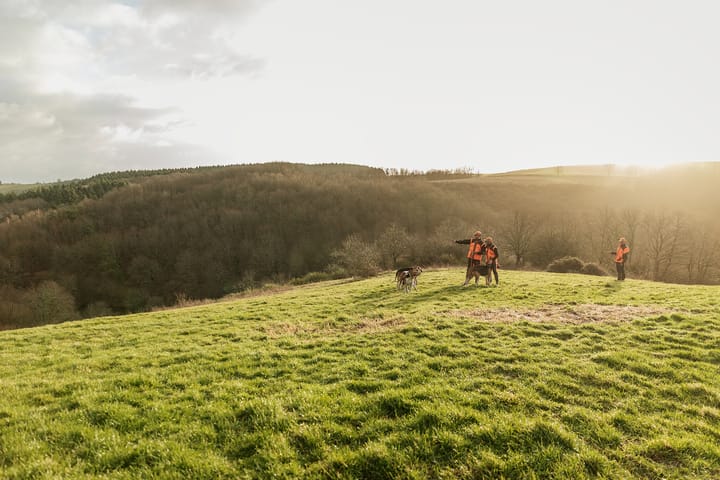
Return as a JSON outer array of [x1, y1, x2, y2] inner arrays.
[[600, 280, 624, 295], [350, 281, 475, 309]]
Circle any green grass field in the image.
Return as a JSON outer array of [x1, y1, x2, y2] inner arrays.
[[0, 184, 37, 195], [1, 269, 719, 479]]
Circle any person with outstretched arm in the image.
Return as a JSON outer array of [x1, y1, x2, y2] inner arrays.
[[455, 231, 485, 286]]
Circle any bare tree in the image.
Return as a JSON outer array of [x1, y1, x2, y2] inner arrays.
[[377, 223, 409, 269], [660, 213, 685, 281], [584, 207, 618, 264], [685, 224, 720, 284], [503, 211, 537, 266], [619, 208, 641, 265], [642, 212, 685, 281]]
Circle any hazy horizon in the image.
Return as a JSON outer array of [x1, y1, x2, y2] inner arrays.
[[4, 160, 717, 186], [2, 1, 719, 183]]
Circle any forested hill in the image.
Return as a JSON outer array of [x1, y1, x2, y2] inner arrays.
[[1, 162, 720, 328], [0, 164, 473, 326], [0, 167, 226, 217]]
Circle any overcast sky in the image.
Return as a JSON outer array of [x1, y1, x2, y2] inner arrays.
[[1, 0, 719, 183]]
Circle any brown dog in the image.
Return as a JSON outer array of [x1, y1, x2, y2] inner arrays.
[[466, 262, 492, 286], [395, 266, 423, 293]]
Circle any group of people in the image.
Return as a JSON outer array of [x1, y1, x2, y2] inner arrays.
[[455, 231, 499, 286], [454, 231, 632, 285]]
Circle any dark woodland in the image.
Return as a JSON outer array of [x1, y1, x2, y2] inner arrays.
[[2, 162, 719, 328]]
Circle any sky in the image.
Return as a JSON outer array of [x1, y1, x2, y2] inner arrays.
[[1, 0, 719, 183]]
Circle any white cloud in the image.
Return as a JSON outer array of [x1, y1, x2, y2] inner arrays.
[[0, 0, 267, 182], [2, 0, 717, 182], [141, 0, 261, 19]]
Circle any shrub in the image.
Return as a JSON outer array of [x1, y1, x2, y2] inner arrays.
[[547, 257, 609, 277], [83, 301, 114, 319], [547, 257, 585, 273], [24, 281, 78, 326], [290, 271, 334, 285], [330, 233, 381, 278], [0, 300, 33, 329], [581, 262, 608, 276], [528, 234, 578, 268]]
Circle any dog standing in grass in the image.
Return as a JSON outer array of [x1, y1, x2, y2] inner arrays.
[[467, 263, 492, 286], [395, 266, 423, 293]]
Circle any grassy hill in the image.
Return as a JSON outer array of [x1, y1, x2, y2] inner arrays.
[[441, 162, 720, 220], [1, 270, 719, 479], [3, 161, 720, 325], [0, 183, 40, 195]]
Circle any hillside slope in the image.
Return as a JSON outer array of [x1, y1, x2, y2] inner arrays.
[[2, 161, 720, 326], [0, 184, 39, 195], [1, 270, 719, 479]]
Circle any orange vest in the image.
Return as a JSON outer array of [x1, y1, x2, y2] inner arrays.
[[467, 241, 484, 261], [615, 244, 630, 263], [485, 244, 497, 262]]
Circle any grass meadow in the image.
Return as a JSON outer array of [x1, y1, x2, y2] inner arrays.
[[0, 184, 36, 195], [1, 269, 719, 479]]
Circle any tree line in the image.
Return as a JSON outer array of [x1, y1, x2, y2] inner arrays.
[[1, 162, 719, 329], [0, 166, 232, 217]]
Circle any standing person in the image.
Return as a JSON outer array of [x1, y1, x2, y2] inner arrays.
[[455, 231, 485, 286], [484, 237, 500, 285], [611, 237, 630, 280]]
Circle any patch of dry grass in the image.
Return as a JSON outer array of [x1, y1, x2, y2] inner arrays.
[[451, 304, 678, 324]]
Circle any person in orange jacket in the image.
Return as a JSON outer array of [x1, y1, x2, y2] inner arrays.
[[484, 236, 500, 285], [455, 230, 485, 286], [610, 237, 630, 280]]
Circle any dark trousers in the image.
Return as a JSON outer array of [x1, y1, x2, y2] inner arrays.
[[464, 259, 478, 283], [616, 262, 626, 280], [489, 261, 499, 284]]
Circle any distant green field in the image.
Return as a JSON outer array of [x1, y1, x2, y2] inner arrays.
[[0, 183, 39, 195], [1, 270, 719, 479]]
